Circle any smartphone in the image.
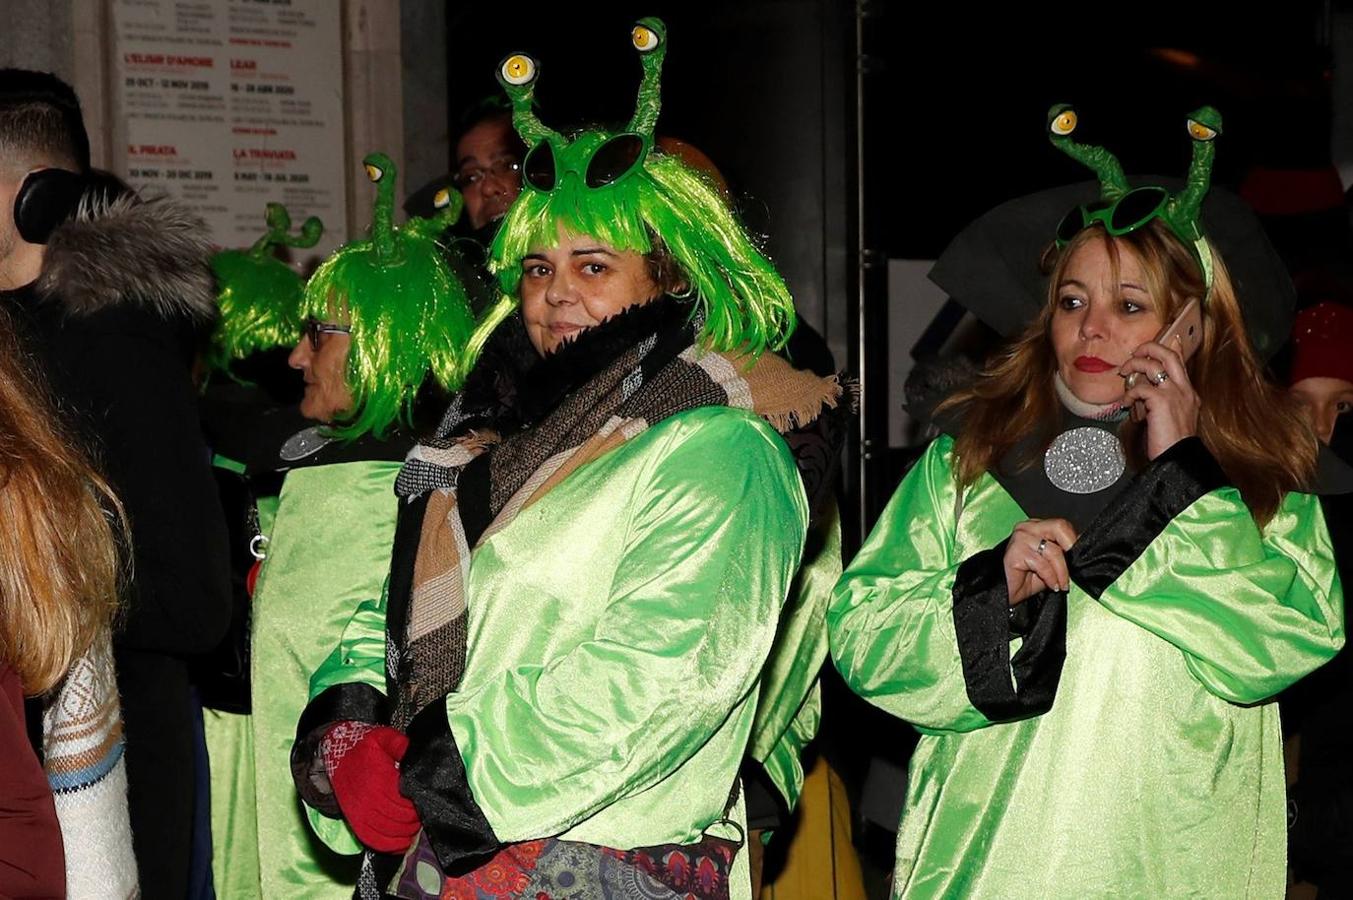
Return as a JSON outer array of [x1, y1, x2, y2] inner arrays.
[[1126, 297, 1203, 422]]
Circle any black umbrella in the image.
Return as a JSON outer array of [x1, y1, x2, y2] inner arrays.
[[928, 178, 1295, 359]]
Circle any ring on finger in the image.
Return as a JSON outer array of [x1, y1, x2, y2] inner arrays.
[[1150, 370, 1169, 385], [1037, 537, 1047, 556]]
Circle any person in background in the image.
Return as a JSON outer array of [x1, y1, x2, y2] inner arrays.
[[1288, 302, 1353, 446], [197, 201, 318, 898], [204, 159, 480, 899], [1282, 300, 1353, 899], [0, 69, 230, 898], [0, 303, 131, 897], [451, 99, 526, 235], [404, 98, 528, 320]]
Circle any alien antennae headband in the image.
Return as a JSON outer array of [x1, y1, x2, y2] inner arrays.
[[1047, 103, 1223, 293], [488, 17, 797, 357]]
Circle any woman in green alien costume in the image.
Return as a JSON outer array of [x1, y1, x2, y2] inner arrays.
[[201, 200, 321, 898], [203, 169, 488, 899], [829, 106, 1345, 898], [208, 202, 323, 372], [289, 18, 846, 900]]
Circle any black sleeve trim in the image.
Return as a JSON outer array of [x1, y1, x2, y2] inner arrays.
[[1068, 437, 1228, 600], [290, 682, 389, 816], [400, 700, 501, 874], [951, 438, 1226, 724], [952, 540, 1067, 723]]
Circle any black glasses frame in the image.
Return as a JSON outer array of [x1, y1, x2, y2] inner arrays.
[[303, 316, 351, 351], [1055, 186, 1172, 247], [522, 132, 651, 193]]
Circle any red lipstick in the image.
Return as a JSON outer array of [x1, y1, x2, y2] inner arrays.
[[1073, 356, 1115, 373]]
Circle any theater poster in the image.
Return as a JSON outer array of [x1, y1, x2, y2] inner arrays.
[[111, 0, 347, 262]]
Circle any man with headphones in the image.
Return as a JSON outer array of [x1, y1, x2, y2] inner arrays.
[[0, 69, 230, 898]]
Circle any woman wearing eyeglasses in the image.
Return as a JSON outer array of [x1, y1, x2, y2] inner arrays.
[[829, 107, 1344, 898], [450, 105, 524, 234], [202, 160, 481, 899], [289, 20, 845, 900]]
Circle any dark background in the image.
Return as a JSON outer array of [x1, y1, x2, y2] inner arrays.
[[877, 1, 1335, 258]]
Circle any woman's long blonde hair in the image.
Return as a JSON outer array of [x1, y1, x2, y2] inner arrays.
[[0, 309, 125, 694], [942, 219, 1317, 527]]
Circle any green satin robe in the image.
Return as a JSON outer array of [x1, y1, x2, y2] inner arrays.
[[750, 504, 842, 817], [207, 459, 401, 898], [204, 458, 272, 900], [830, 435, 1344, 899], [307, 407, 809, 898]]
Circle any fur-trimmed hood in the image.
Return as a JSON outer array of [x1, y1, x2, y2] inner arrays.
[[35, 193, 216, 322]]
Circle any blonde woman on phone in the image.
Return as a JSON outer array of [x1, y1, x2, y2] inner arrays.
[[829, 107, 1344, 898]]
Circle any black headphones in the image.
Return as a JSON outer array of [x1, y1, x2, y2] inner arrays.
[[14, 168, 87, 245]]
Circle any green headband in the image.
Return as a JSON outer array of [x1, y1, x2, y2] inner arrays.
[[301, 153, 510, 439], [209, 202, 323, 369], [488, 17, 796, 356], [1048, 104, 1223, 291]]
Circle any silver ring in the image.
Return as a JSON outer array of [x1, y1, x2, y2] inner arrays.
[[1151, 370, 1169, 385], [1037, 538, 1047, 556]]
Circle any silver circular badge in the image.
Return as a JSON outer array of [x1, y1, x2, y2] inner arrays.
[[279, 426, 333, 462], [1043, 426, 1126, 494]]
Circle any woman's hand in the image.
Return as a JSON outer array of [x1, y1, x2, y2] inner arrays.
[[322, 722, 421, 853], [1005, 518, 1078, 606], [1121, 340, 1201, 460]]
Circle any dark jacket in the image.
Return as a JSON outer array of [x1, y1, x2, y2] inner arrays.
[[0, 191, 231, 899]]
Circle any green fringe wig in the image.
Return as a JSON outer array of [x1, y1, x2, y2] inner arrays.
[[301, 153, 503, 440], [209, 202, 322, 369], [489, 17, 796, 357]]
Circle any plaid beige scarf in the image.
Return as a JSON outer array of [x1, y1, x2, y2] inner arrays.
[[389, 324, 843, 728]]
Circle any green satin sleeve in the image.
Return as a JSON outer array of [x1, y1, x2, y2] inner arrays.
[[829, 436, 1018, 734], [444, 410, 809, 843], [304, 591, 390, 854], [1099, 487, 1344, 704], [757, 682, 820, 820], [749, 503, 841, 812], [309, 590, 390, 701]]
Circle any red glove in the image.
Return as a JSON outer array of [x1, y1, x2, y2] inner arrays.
[[322, 722, 421, 853]]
